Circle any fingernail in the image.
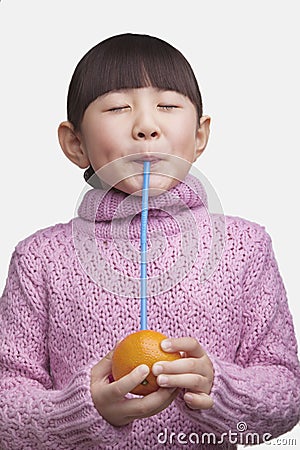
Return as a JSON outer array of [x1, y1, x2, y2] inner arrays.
[[185, 393, 193, 403], [152, 364, 163, 375], [161, 339, 171, 351], [138, 364, 149, 376], [158, 375, 168, 386]]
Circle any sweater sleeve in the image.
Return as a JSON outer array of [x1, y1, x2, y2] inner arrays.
[[175, 228, 300, 444], [0, 247, 132, 450]]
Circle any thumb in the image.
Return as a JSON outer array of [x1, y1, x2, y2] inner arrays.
[[91, 350, 113, 384]]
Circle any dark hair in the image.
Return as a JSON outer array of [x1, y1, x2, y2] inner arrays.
[[67, 33, 203, 130]]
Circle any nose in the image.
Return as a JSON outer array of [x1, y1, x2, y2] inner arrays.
[[132, 112, 161, 140]]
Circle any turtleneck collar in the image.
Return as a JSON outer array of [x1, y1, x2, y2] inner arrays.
[[77, 174, 208, 224], [73, 174, 215, 295]]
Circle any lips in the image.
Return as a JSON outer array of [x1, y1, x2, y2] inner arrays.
[[133, 157, 161, 164], [132, 153, 166, 164]]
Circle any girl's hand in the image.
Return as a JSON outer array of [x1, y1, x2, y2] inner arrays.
[[152, 337, 214, 410], [90, 351, 179, 427]]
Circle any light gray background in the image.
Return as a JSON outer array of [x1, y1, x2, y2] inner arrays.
[[0, 1, 299, 447]]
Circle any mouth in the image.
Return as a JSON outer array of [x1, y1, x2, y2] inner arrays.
[[132, 157, 163, 165]]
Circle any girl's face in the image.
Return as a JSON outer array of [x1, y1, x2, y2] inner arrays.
[[77, 87, 210, 195]]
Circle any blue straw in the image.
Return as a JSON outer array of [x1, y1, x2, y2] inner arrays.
[[140, 161, 150, 330]]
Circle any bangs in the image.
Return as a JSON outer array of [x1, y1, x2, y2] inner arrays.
[[67, 34, 202, 129]]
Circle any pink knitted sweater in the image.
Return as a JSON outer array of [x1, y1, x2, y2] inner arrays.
[[0, 175, 299, 449]]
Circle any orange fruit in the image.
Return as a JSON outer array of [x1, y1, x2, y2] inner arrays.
[[111, 330, 181, 396]]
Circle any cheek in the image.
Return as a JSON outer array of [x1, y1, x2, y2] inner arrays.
[[84, 123, 119, 158], [85, 122, 107, 146], [170, 114, 198, 145], [171, 125, 197, 152]]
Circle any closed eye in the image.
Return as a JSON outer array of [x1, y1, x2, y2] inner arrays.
[[158, 105, 179, 111], [107, 106, 130, 112]]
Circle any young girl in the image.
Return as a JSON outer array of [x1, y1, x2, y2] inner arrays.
[[0, 33, 299, 449]]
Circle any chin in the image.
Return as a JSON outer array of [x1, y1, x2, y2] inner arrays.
[[149, 176, 180, 196]]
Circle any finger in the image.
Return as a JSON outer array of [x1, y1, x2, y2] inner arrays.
[[91, 350, 114, 384], [105, 364, 150, 400], [140, 387, 180, 417], [157, 387, 180, 413], [184, 392, 214, 410], [161, 337, 206, 359], [125, 387, 180, 420], [156, 373, 211, 394], [153, 357, 212, 379]]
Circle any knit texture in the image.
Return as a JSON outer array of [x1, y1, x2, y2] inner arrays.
[[0, 175, 299, 449]]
